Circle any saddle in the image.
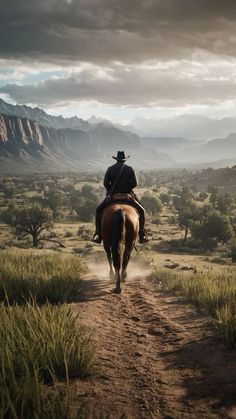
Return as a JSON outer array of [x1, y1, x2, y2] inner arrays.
[[106, 193, 138, 209], [111, 193, 132, 202]]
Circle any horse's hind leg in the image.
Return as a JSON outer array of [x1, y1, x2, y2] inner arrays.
[[105, 247, 114, 280], [113, 252, 122, 293], [114, 270, 121, 293], [113, 255, 122, 292], [121, 251, 130, 283]]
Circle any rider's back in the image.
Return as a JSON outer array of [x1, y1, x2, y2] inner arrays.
[[104, 162, 137, 194]]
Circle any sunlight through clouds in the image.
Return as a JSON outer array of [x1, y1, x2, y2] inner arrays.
[[1, 0, 236, 135]]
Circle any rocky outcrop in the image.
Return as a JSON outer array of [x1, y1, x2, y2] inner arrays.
[[0, 98, 89, 131], [0, 113, 44, 146], [0, 112, 145, 171], [0, 113, 92, 165], [0, 103, 174, 172]]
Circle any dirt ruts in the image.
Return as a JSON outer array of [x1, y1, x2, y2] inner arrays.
[[76, 262, 236, 419]]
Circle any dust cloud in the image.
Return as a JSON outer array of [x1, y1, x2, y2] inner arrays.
[[87, 257, 151, 282]]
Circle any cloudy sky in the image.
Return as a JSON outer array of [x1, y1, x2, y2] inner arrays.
[[1, 0, 236, 128]]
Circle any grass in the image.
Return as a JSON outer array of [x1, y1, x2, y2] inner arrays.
[[0, 302, 95, 418], [0, 249, 95, 417], [0, 250, 85, 304], [153, 269, 236, 346]]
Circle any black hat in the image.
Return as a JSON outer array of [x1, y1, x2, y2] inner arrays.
[[112, 151, 130, 162]]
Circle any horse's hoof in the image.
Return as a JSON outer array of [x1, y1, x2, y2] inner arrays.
[[113, 287, 121, 294]]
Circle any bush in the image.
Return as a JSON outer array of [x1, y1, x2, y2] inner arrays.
[[140, 191, 162, 215], [229, 241, 236, 262], [217, 193, 233, 214], [190, 210, 233, 250], [172, 186, 194, 211], [159, 192, 171, 205], [0, 250, 85, 304], [43, 190, 67, 220], [70, 186, 98, 222], [75, 197, 97, 222], [178, 202, 200, 241]]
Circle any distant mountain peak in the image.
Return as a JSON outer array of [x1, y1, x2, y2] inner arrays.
[[0, 98, 89, 131]]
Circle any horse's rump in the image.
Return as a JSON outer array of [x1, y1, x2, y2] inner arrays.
[[101, 203, 139, 247], [101, 204, 139, 293]]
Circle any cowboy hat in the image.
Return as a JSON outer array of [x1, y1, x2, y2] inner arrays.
[[112, 151, 130, 161]]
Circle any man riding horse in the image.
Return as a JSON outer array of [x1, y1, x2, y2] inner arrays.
[[93, 151, 148, 244]]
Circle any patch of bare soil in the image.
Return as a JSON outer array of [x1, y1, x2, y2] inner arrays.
[[76, 260, 236, 419]]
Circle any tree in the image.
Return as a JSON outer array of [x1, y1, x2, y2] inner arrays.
[[172, 186, 194, 211], [80, 184, 96, 199], [44, 190, 67, 220], [172, 186, 198, 241], [75, 197, 97, 222], [140, 192, 162, 216], [229, 241, 236, 262], [190, 210, 233, 250], [178, 203, 200, 242], [70, 187, 98, 222], [198, 192, 208, 202], [209, 187, 218, 208], [3, 185, 16, 200], [1, 204, 53, 247], [159, 192, 171, 205], [217, 193, 233, 214]]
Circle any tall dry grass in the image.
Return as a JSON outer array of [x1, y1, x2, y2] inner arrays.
[[0, 302, 94, 418], [0, 250, 85, 304], [153, 269, 236, 345]]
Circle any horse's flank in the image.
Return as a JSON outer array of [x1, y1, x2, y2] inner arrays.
[[101, 204, 139, 293]]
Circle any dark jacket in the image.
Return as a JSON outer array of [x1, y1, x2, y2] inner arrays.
[[104, 162, 137, 194]]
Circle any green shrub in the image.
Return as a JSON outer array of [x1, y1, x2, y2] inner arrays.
[[229, 241, 236, 262], [70, 185, 99, 222], [159, 192, 171, 205], [190, 210, 233, 250], [140, 191, 162, 215]]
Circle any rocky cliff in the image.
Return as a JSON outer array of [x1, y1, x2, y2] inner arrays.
[[0, 99, 174, 172], [0, 113, 151, 172], [0, 113, 90, 156], [0, 98, 89, 131]]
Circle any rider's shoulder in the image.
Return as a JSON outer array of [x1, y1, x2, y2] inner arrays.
[[107, 163, 116, 171], [107, 163, 134, 171], [124, 163, 135, 171]]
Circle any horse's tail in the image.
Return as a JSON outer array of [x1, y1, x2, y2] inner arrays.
[[111, 209, 125, 270]]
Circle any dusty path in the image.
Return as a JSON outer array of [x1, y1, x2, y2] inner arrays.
[[77, 260, 236, 419]]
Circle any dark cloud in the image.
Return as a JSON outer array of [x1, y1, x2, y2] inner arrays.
[[1, 0, 236, 63], [1, 64, 236, 107]]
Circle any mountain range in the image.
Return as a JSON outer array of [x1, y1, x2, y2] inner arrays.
[[0, 98, 236, 172], [0, 100, 173, 172], [142, 135, 236, 165], [131, 114, 236, 141]]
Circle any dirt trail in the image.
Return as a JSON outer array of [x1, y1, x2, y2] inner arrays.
[[77, 259, 236, 419]]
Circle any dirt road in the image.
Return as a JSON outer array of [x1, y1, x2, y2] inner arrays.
[[77, 259, 236, 419]]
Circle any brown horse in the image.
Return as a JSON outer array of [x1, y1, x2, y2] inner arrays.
[[101, 203, 139, 293]]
